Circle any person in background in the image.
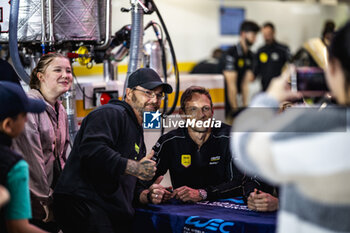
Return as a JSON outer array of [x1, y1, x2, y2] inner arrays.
[[0, 81, 47, 233], [190, 48, 223, 74], [232, 22, 350, 232], [293, 20, 335, 68], [53, 68, 172, 233], [219, 20, 260, 121], [321, 20, 336, 47], [12, 53, 72, 232], [137, 86, 257, 204], [255, 22, 291, 92]]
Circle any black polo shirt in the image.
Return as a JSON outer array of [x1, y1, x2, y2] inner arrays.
[[219, 43, 255, 116], [255, 41, 290, 91], [143, 123, 250, 200]]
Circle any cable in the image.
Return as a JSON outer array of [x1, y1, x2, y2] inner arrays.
[[9, 0, 31, 84], [72, 71, 93, 100], [153, 22, 164, 40], [149, 0, 180, 117], [144, 19, 169, 135]]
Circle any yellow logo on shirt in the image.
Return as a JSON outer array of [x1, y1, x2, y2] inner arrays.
[[135, 143, 140, 154], [181, 154, 191, 168], [238, 58, 245, 68], [259, 52, 268, 63]]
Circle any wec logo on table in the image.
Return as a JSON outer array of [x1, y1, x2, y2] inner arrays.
[[184, 216, 234, 233]]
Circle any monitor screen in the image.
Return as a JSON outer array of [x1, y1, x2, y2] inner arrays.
[[220, 7, 245, 35]]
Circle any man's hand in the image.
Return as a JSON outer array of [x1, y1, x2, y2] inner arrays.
[[147, 176, 173, 204], [174, 186, 202, 202], [0, 185, 10, 207], [247, 193, 257, 211], [245, 70, 255, 82], [139, 176, 173, 204], [126, 150, 156, 181], [247, 189, 279, 212], [266, 66, 301, 103]]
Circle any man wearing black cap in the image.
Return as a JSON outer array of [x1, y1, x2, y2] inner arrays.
[[0, 81, 47, 233], [53, 68, 173, 233]]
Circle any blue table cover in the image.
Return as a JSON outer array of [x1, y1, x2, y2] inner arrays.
[[133, 198, 277, 233]]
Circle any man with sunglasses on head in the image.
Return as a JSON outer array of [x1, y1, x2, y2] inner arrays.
[[136, 86, 257, 205], [53, 68, 172, 233]]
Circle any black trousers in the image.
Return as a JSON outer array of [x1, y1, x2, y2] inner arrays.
[[53, 194, 132, 233]]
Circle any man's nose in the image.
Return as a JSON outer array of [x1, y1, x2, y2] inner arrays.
[[197, 108, 206, 118]]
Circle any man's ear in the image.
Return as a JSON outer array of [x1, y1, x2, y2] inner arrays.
[[125, 88, 133, 101]]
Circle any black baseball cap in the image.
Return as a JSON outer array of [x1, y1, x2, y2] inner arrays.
[[0, 81, 46, 121], [127, 68, 173, 93]]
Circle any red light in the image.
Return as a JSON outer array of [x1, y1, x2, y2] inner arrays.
[[100, 93, 111, 105]]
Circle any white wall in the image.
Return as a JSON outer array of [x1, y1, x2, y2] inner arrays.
[[111, 0, 349, 63]]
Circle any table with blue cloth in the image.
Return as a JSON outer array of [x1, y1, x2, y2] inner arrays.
[[133, 198, 277, 233]]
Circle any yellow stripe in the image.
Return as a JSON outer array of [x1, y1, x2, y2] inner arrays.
[[76, 99, 93, 118], [73, 62, 196, 76], [73, 64, 104, 76], [177, 62, 196, 73]]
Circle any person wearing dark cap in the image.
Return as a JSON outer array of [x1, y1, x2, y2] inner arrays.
[[0, 81, 47, 233], [219, 20, 260, 122], [53, 68, 173, 233]]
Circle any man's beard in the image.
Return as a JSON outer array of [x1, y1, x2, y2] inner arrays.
[[265, 38, 274, 45], [245, 38, 253, 47], [132, 93, 158, 117]]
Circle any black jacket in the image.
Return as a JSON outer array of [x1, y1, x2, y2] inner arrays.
[[137, 123, 254, 201], [54, 100, 146, 219]]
